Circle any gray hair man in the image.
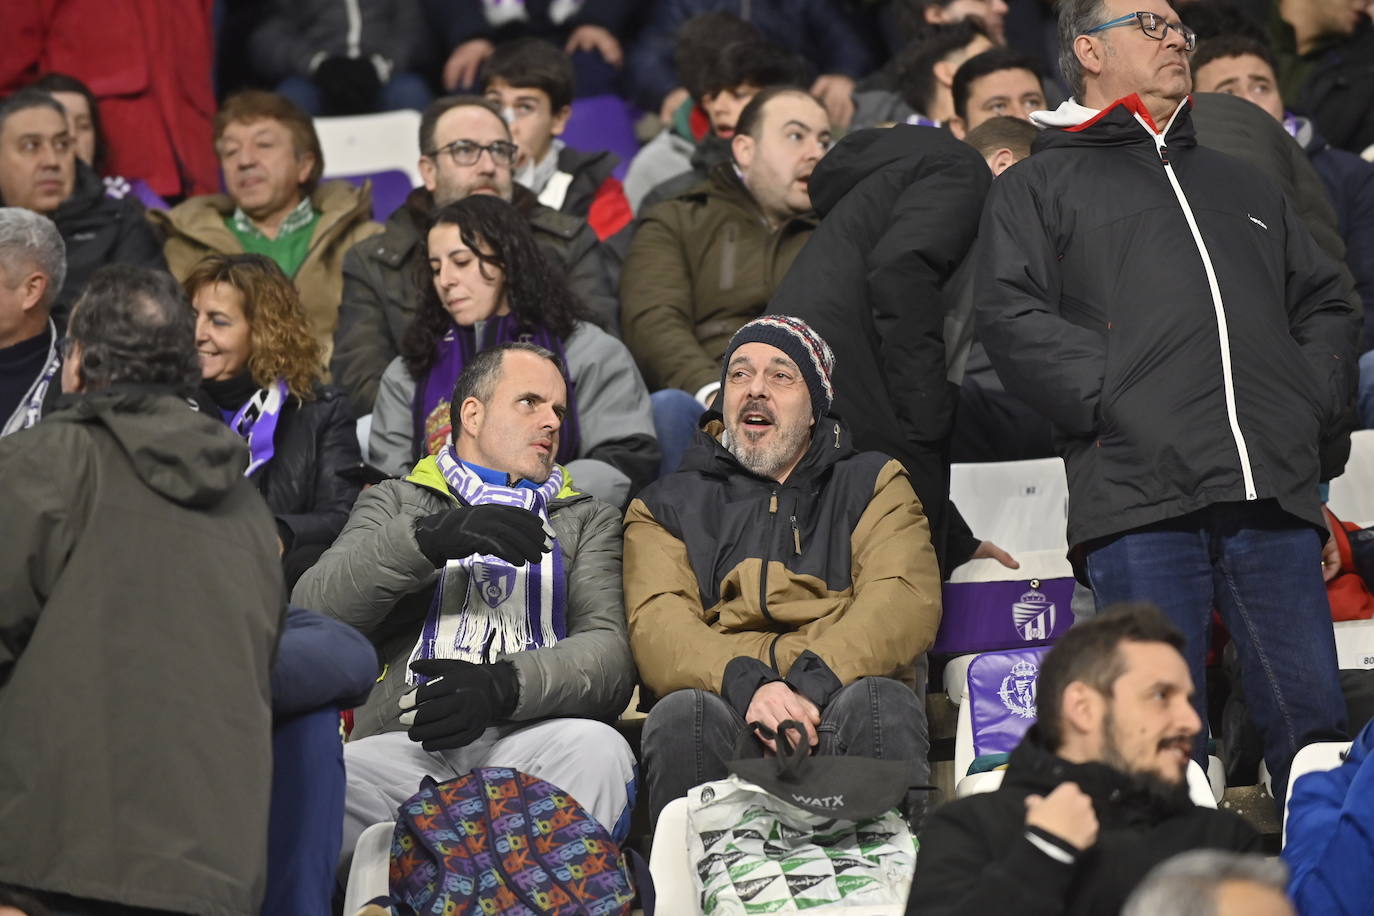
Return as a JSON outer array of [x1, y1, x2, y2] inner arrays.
[[0, 264, 283, 914], [1123, 851, 1293, 916], [972, 0, 1356, 807], [0, 206, 65, 436]]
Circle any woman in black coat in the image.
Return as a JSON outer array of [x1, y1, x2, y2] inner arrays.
[[186, 253, 362, 587]]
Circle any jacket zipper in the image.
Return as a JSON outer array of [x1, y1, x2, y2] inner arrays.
[[759, 488, 779, 624], [345, 0, 362, 58], [1141, 111, 1257, 500]]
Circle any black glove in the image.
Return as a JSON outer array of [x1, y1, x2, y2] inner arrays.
[[400, 658, 520, 751], [413, 504, 551, 567], [313, 56, 382, 116]]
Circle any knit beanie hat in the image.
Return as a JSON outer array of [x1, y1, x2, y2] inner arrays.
[[720, 315, 835, 421]]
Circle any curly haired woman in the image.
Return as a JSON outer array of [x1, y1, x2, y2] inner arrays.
[[187, 253, 362, 585], [369, 194, 658, 505]]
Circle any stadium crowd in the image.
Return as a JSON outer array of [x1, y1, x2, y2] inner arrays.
[[2, 0, 1374, 913]]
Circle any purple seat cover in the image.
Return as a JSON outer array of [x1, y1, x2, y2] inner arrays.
[[560, 95, 639, 181], [967, 645, 1051, 759], [334, 170, 413, 222], [934, 577, 1076, 655]]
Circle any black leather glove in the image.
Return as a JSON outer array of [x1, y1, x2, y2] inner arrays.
[[314, 56, 382, 116], [413, 504, 551, 567], [400, 658, 520, 751]]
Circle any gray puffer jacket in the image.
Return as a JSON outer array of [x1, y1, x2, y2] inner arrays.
[[369, 319, 659, 506], [291, 457, 635, 739]]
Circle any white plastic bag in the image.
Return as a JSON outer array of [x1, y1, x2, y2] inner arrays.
[[686, 775, 917, 914]]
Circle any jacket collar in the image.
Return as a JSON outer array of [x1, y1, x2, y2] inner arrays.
[[1031, 94, 1197, 151]]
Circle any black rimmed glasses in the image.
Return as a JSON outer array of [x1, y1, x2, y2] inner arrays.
[[1083, 11, 1197, 51], [425, 139, 519, 168]]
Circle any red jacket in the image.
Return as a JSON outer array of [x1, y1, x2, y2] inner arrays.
[[2, 0, 220, 198]]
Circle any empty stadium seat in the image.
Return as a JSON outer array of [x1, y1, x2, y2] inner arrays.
[[1334, 619, 1374, 669], [334, 169, 413, 222], [936, 459, 1076, 657], [954, 646, 1051, 785], [1282, 741, 1352, 847], [314, 110, 423, 188], [1327, 429, 1374, 526], [560, 94, 638, 181], [342, 820, 394, 914]]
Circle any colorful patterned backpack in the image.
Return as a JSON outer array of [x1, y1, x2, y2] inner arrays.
[[389, 768, 636, 915]]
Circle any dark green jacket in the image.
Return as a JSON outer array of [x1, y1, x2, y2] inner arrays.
[[330, 185, 618, 418], [620, 164, 818, 394], [0, 387, 283, 915]]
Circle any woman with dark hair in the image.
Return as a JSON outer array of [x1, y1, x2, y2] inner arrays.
[[28, 72, 164, 208], [186, 253, 362, 586], [369, 194, 658, 505]]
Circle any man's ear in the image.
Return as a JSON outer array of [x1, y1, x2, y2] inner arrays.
[[989, 146, 1018, 176], [294, 150, 317, 189], [933, 59, 959, 89], [419, 155, 438, 193], [458, 395, 485, 439], [949, 115, 968, 139], [19, 271, 48, 313], [1076, 35, 1105, 81], [1060, 681, 1105, 744], [60, 340, 84, 394], [732, 132, 755, 173], [550, 105, 572, 137]]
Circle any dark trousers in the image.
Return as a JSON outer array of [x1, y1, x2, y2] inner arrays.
[[1085, 500, 1348, 801], [641, 676, 929, 828]]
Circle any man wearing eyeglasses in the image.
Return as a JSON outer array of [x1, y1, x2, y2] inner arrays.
[[973, 0, 1357, 810], [331, 95, 618, 418]]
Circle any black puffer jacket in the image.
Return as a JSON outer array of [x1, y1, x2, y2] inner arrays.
[[47, 161, 166, 324], [199, 377, 362, 549], [907, 726, 1260, 916], [767, 125, 991, 575], [974, 96, 1358, 549]]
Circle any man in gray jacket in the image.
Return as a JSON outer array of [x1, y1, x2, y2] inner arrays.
[[294, 341, 637, 854]]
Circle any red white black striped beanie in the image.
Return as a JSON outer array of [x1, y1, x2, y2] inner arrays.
[[720, 315, 836, 422]]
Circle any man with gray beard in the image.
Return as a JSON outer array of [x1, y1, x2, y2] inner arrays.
[[623, 315, 943, 826]]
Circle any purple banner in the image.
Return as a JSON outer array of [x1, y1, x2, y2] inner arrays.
[[968, 646, 1051, 758], [933, 577, 1076, 655]]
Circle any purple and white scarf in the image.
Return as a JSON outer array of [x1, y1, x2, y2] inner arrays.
[[406, 446, 567, 684], [226, 378, 288, 476]]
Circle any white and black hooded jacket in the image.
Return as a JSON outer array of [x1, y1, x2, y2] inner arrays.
[[973, 94, 1358, 549]]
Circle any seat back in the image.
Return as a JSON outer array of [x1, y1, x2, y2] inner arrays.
[[936, 459, 1075, 655], [1334, 619, 1374, 669], [1328, 429, 1374, 526], [560, 94, 638, 180], [954, 646, 1050, 778], [649, 796, 700, 916], [333, 170, 413, 222], [314, 110, 423, 187], [1282, 741, 1353, 847]]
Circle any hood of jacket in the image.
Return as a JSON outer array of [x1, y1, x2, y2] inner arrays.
[[53, 386, 248, 507], [806, 123, 980, 215], [1004, 725, 1198, 823], [1031, 94, 1198, 153], [680, 410, 857, 487], [689, 132, 734, 174]]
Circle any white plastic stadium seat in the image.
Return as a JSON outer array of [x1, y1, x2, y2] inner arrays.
[[1333, 618, 1374, 670], [342, 820, 395, 914], [1326, 429, 1374, 526], [944, 653, 976, 706], [955, 761, 1215, 808], [650, 796, 700, 916], [314, 110, 424, 187], [355, 413, 373, 457], [1282, 741, 1352, 847]]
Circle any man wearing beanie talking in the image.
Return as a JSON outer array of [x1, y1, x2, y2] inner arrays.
[[624, 315, 942, 826]]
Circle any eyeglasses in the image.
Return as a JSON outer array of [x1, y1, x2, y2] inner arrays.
[[425, 139, 519, 168], [1083, 11, 1197, 51]]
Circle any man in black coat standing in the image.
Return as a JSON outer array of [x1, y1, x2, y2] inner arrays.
[[767, 123, 1012, 576], [907, 604, 1260, 916], [973, 0, 1356, 802]]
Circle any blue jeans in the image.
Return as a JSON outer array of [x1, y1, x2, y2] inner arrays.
[[1084, 501, 1346, 801], [641, 675, 929, 829], [276, 72, 433, 115], [650, 388, 705, 478]]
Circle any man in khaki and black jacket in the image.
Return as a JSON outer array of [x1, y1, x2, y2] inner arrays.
[[624, 316, 942, 826]]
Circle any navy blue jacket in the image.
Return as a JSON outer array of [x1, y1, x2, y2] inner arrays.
[[272, 606, 377, 719], [1299, 118, 1374, 351], [626, 0, 876, 110]]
